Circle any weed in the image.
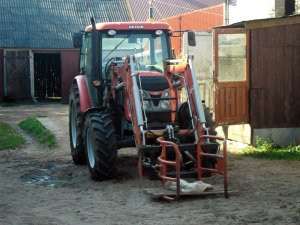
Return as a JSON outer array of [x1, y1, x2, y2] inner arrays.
[[242, 136, 300, 161], [255, 136, 278, 150]]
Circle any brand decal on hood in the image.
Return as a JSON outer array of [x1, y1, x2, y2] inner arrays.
[[128, 25, 144, 29]]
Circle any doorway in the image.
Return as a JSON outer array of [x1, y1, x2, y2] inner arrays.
[[214, 28, 250, 125], [34, 53, 61, 100], [5, 50, 31, 99]]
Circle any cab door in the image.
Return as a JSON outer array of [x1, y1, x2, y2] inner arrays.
[[214, 28, 250, 125]]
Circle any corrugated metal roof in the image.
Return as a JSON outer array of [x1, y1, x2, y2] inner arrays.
[[128, 0, 224, 21], [0, 0, 131, 49]]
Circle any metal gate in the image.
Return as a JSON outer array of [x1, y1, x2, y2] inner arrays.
[[5, 51, 31, 99], [34, 53, 61, 99]]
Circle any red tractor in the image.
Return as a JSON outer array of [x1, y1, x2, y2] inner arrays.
[[69, 18, 228, 200]]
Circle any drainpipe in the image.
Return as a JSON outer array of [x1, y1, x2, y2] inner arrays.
[[225, 0, 229, 25], [179, 15, 182, 55]]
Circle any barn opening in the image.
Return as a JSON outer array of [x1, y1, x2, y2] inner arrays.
[[34, 53, 61, 101], [4, 50, 31, 100]]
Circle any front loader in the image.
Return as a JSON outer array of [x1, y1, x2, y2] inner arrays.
[[69, 18, 228, 200]]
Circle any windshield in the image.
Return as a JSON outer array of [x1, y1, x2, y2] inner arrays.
[[101, 31, 170, 72]]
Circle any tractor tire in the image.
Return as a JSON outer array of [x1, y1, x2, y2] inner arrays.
[[84, 112, 117, 181], [69, 84, 86, 164], [203, 104, 217, 136], [178, 102, 218, 176], [178, 102, 216, 135]]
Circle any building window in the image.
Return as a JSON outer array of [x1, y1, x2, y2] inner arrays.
[[285, 0, 295, 15]]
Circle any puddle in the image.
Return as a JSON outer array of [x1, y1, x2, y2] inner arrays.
[[26, 175, 57, 186], [21, 163, 77, 187]]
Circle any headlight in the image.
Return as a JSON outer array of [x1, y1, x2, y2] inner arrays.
[[161, 100, 170, 109], [108, 30, 116, 36], [143, 101, 151, 110], [155, 30, 163, 36], [160, 89, 170, 109], [141, 91, 151, 110], [163, 90, 169, 98]]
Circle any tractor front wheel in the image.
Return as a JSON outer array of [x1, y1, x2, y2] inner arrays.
[[69, 84, 86, 164], [84, 112, 117, 181]]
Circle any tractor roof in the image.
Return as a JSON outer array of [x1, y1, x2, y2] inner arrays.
[[85, 22, 170, 32]]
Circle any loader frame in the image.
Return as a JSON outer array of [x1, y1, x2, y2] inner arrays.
[[70, 20, 228, 200]]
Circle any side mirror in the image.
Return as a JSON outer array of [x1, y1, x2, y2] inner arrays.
[[73, 32, 83, 48], [188, 31, 196, 46]]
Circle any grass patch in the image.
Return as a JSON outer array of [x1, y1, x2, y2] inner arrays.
[[0, 122, 25, 150], [242, 136, 300, 161], [0, 102, 19, 107], [18, 117, 57, 148]]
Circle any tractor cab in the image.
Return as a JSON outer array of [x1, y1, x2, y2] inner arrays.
[[73, 22, 172, 107], [74, 22, 175, 129], [98, 24, 173, 129]]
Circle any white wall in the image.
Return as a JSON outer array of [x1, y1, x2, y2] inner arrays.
[[228, 0, 300, 24], [296, 0, 300, 14], [228, 0, 275, 24], [182, 31, 215, 111]]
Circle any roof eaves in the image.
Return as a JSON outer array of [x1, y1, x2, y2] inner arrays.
[[215, 14, 300, 30]]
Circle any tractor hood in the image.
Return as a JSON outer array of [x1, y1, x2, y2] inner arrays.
[[137, 71, 169, 92], [85, 22, 170, 32]]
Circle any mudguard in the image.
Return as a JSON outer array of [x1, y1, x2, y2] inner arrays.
[[73, 75, 91, 112]]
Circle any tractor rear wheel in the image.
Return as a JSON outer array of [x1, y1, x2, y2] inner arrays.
[[69, 84, 86, 164], [84, 112, 117, 181]]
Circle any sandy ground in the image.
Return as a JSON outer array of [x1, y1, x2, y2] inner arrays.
[[0, 103, 299, 225]]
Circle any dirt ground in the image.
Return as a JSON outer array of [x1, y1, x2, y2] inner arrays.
[[0, 103, 299, 225]]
